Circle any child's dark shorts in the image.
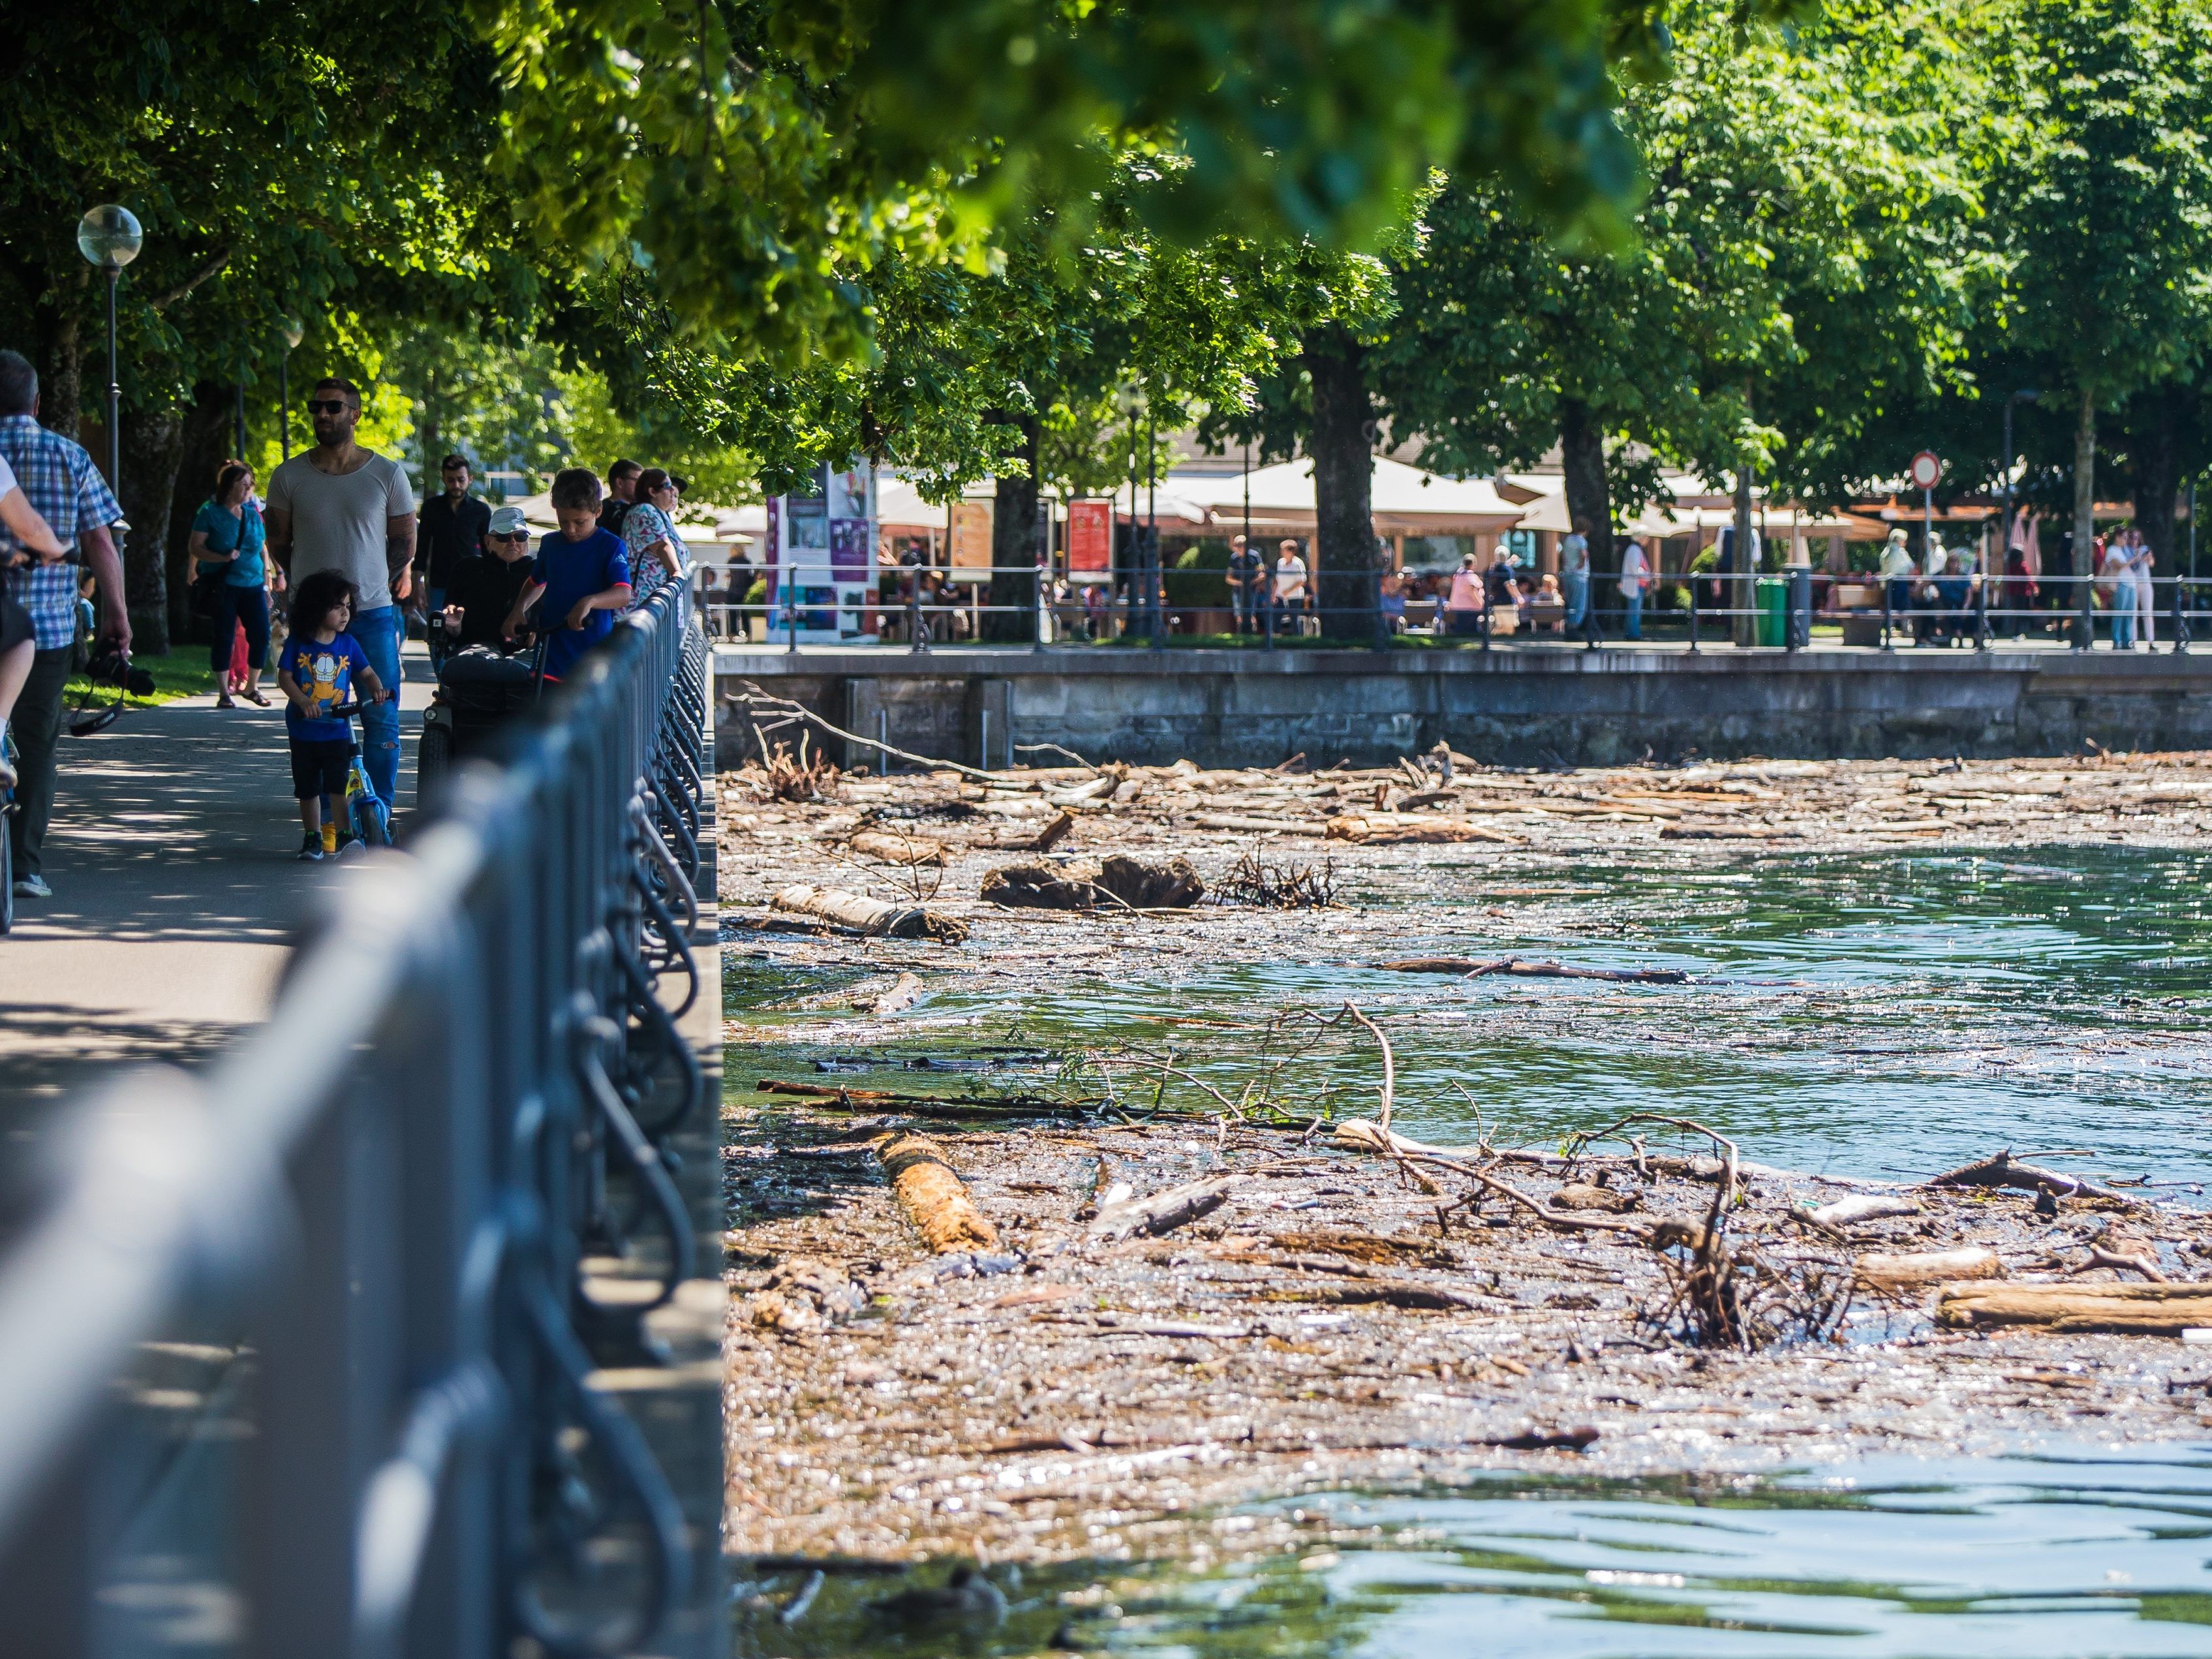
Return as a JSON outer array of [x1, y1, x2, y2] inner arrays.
[[289, 737, 355, 800]]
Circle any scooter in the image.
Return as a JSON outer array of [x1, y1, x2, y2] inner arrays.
[[323, 699, 393, 855]]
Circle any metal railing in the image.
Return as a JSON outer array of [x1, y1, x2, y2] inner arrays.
[[698, 564, 2212, 654], [0, 584, 713, 1656]]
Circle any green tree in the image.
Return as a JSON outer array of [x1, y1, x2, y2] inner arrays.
[[1988, 0, 2212, 633]]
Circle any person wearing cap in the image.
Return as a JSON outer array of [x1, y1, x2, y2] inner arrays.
[[438, 504, 540, 650]]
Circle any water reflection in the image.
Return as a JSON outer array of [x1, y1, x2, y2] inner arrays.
[[737, 1445, 2212, 1657]]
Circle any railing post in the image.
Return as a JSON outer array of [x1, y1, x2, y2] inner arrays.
[[1881, 577, 1894, 652], [2174, 577, 2190, 654], [1687, 582, 1699, 654]]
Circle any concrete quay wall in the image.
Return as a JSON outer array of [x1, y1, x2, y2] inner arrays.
[[713, 646, 2212, 769]]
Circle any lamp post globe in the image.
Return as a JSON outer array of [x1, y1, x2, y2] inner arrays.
[[279, 317, 304, 458], [76, 205, 142, 538], [75, 205, 142, 271]]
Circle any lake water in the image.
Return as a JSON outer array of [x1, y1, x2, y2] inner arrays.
[[729, 844, 2212, 1655], [739, 1444, 2212, 1656]]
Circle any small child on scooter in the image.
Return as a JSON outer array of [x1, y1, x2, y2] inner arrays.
[[277, 569, 390, 861]]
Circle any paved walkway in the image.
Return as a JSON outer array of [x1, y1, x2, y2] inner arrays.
[[0, 651, 433, 1146]]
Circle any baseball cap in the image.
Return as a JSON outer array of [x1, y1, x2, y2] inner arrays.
[[487, 506, 530, 537]]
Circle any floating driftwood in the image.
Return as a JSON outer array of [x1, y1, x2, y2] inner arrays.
[[878, 1132, 1000, 1253], [1090, 1176, 1239, 1241], [770, 883, 970, 942], [1935, 1281, 2212, 1333], [981, 854, 1204, 911], [1379, 956, 1691, 984], [1922, 1149, 2138, 1206], [1326, 812, 1517, 845], [754, 1078, 1081, 1119], [848, 829, 947, 866], [1854, 1245, 2001, 1291], [1809, 1195, 1923, 1228]]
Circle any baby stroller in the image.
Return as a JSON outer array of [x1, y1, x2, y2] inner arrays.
[[416, 638, 545, 811]]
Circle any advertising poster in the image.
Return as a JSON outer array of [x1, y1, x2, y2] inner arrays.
[[1067, 500, 1113, 573], [772, 457, 876, 641], [949, 500, 994, 573]]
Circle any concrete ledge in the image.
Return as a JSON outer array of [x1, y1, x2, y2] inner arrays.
[[713, 644, 2212, 767]]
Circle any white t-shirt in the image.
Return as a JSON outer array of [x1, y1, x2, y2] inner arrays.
[[268, 450, 415, 611], [1618, 541, 1649, 596], [1559, 532, 1588, 575], [1274, 553, 1308, 601]]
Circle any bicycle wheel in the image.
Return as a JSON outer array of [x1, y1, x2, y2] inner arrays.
[[357, 799, 390, 849], [416, 722, 452, 815]]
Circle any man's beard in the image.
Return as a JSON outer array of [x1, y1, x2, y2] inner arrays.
[[315, 425, 348, 448]]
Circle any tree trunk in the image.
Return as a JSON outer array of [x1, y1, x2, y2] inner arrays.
[[2074, 385, 2097, 647], [117, 399, 187, 654], [1302, 325, 1381, 642], [33, 292, 82, 440], [1732, 468, 1756, 647], [2128, 382, 2182, 583], [166, 384, 236, 643], [1558, 398, 1613, 623], [983, 411, 1040, 643]]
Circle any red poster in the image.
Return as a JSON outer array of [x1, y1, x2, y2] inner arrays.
[[1068, 500, 1113, 572]]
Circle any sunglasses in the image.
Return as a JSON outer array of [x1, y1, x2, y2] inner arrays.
[[489, 531, 530, 542], [305, 399, 352, 416]]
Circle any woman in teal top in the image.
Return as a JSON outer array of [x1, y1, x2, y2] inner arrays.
[[189, 461, 279, 706]]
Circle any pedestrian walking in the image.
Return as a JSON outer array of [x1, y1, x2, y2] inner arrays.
[[598, 459, 641, 538], [416, 453, 489, 666], [2128, 528, 2157, 648], [1877, 528, 1916, 625], [2100, 536, 2137, 649], [189, 460, 277, 707], [265, 376, 418, 814], [1618, 535, 1650, 640], [0, 451, 71, 794], [0, 350, 131, 901], [277, 570, 392, 860], [1560, 519, 1591, 632], [620, 468, 690, 609], [1273, 539, 1309, 633], [1227, 534, 1265, 635]]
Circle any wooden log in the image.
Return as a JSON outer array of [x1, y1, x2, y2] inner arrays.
[[1090, 1177, 1239, 1241], [1378, 956, 1690, 984], [1326, 813, 1518, 845], [870, 971, 923, 1016], [1026, 809, 1075, 853], [753, 1078, 1077, 1119], [848, 829, 946, 866], [1256, 1280, 1488, 1311], [1921, 1149, 2138, 1205], [1809, 1195, 1922, 1228], [1190, 812, 1328, 835], [1935, 1281, 2212, 1333], [877, 1132, 1000, 1253], [1855, 1246, 2001, 1291], [769, 883, 970, 943]]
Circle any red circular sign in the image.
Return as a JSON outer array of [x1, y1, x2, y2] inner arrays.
[[1908, 450, 1942, 489]]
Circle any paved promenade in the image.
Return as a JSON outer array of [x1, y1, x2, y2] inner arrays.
[[0, 654, 433, 1144]]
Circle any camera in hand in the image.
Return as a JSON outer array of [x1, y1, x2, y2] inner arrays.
[[83, 647, 157, 697]]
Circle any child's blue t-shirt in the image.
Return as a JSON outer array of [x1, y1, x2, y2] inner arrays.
[[279, 632, 369, 743], [531, 528, 631, 679]]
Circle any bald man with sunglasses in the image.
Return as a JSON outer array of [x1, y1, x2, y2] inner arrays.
[[266, 376, 417, 814]]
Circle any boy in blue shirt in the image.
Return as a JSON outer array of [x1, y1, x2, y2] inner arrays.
[[277, 568, 391, 860], [503, 468, 631, 680]]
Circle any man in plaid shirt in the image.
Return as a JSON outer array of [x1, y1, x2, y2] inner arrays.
[[0, 350, 131, 900]]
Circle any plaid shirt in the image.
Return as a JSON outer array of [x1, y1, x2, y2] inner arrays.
[[0, 414, 123, 650]]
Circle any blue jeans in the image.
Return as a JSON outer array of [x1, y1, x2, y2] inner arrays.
[[1623, 589, 1644, 639], [1562, 569, 1589, 629], [349, 603, 403, 806]]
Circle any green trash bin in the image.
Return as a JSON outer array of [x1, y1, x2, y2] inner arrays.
[[1755, 575, 1788, 647]]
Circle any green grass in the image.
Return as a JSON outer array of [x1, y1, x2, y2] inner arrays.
[[65, 651, 222, 707]]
